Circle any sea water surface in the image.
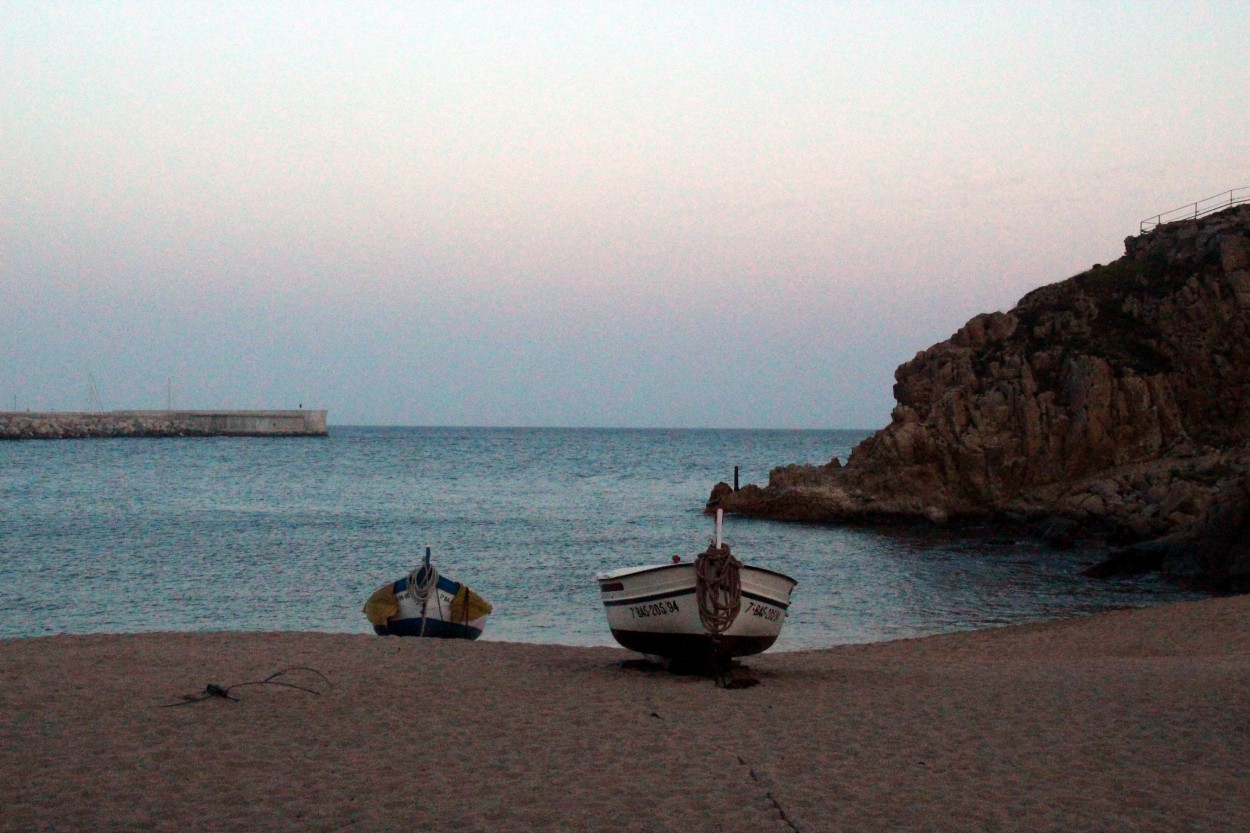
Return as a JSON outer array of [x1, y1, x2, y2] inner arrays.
[[0, 426, 1203, 648]]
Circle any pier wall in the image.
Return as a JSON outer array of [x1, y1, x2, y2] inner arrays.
[[0, 410, 328, 439]]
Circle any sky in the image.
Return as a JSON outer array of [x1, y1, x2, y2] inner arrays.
[[2, 2, 1247, 428]]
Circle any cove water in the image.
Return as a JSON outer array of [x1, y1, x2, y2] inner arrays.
[[0, 426, 1202, 648]]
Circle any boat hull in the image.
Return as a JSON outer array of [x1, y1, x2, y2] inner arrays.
[[371, 572, 488, 640], [597, 562, 796, 659]]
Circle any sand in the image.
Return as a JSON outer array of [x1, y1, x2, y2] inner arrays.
[[3, 596, 1249, 833]]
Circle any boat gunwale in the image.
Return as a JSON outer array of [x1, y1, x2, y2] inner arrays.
[[595, 561, 797, 586], [394, 572, 461, 597]]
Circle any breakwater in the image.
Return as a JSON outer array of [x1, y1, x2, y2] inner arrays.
[[0, 409, 328, 439]]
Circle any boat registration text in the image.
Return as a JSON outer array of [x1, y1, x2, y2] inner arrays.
[[745, 601, 781, 622], [629, 600, 681, 619]]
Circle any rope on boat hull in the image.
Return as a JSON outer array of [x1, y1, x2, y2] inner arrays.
[[695, 542, 742, 636], [407, 562, 441, 637]]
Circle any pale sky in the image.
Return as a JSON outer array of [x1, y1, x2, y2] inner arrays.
[[3, 1, 1247, 428]]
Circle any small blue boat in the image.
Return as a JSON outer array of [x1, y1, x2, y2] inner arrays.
[[363, 548, 492, 639]]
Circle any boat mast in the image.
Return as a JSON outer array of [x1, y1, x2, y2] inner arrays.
[[87, 373, 105, 412]]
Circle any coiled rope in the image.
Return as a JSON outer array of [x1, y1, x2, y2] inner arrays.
[[695, 542, 742, 635], [407, 562, 441, 637]]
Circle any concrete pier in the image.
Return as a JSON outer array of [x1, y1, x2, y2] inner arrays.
[[0, 410, 328, 440]]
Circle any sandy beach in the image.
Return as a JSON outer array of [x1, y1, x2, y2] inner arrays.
[[3, 596, 1248, 833]]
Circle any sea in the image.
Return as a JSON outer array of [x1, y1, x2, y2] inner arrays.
[[0, 426, 1204, 649]]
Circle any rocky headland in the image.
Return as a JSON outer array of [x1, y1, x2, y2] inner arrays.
[[710, 204, 1250, 590]]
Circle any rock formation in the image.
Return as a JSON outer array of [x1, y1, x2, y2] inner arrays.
[[710, 204, 1250, 590]]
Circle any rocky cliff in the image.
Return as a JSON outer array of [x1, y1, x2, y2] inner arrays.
[[711, 204, 1250, 590]]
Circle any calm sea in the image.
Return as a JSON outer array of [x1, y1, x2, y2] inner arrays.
[[0, 426, 1202, 648]]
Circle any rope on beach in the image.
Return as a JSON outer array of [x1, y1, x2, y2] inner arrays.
[[695, 542, 742, 635], [407, 562, 440, 637], [738, 755, 803, 833], [162, 666, 332, 706]]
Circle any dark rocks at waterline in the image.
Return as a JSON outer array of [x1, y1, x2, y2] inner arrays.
[[710, 205, 1250, 590], [1085, 480, 1250, 592]]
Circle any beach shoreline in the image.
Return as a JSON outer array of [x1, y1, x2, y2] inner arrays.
[[3, 596, 1248, 832]]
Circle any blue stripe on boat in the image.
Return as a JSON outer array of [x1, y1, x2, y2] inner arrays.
[[601, 587, 696, 607], [743, 590, 790, 610], [374, 617, 483, 640], [394, 572, 461, 596], [602, 587, 790, 611]]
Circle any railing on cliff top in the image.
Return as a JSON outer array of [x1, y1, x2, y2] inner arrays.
[[1140, 186, 1250, 233]]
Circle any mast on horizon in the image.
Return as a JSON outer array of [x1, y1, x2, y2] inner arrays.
[[87, 374, 105, 412]]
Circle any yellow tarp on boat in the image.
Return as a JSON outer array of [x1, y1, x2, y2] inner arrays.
[[362, 582, 399, 627], [450, 585, 492, 623]]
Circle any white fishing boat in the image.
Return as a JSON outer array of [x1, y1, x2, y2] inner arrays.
[[596, 510, 797, 659], [363, 548, 492, 639]]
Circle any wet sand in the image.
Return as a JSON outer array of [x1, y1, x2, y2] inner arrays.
[[3, 594, 1248, 832]]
